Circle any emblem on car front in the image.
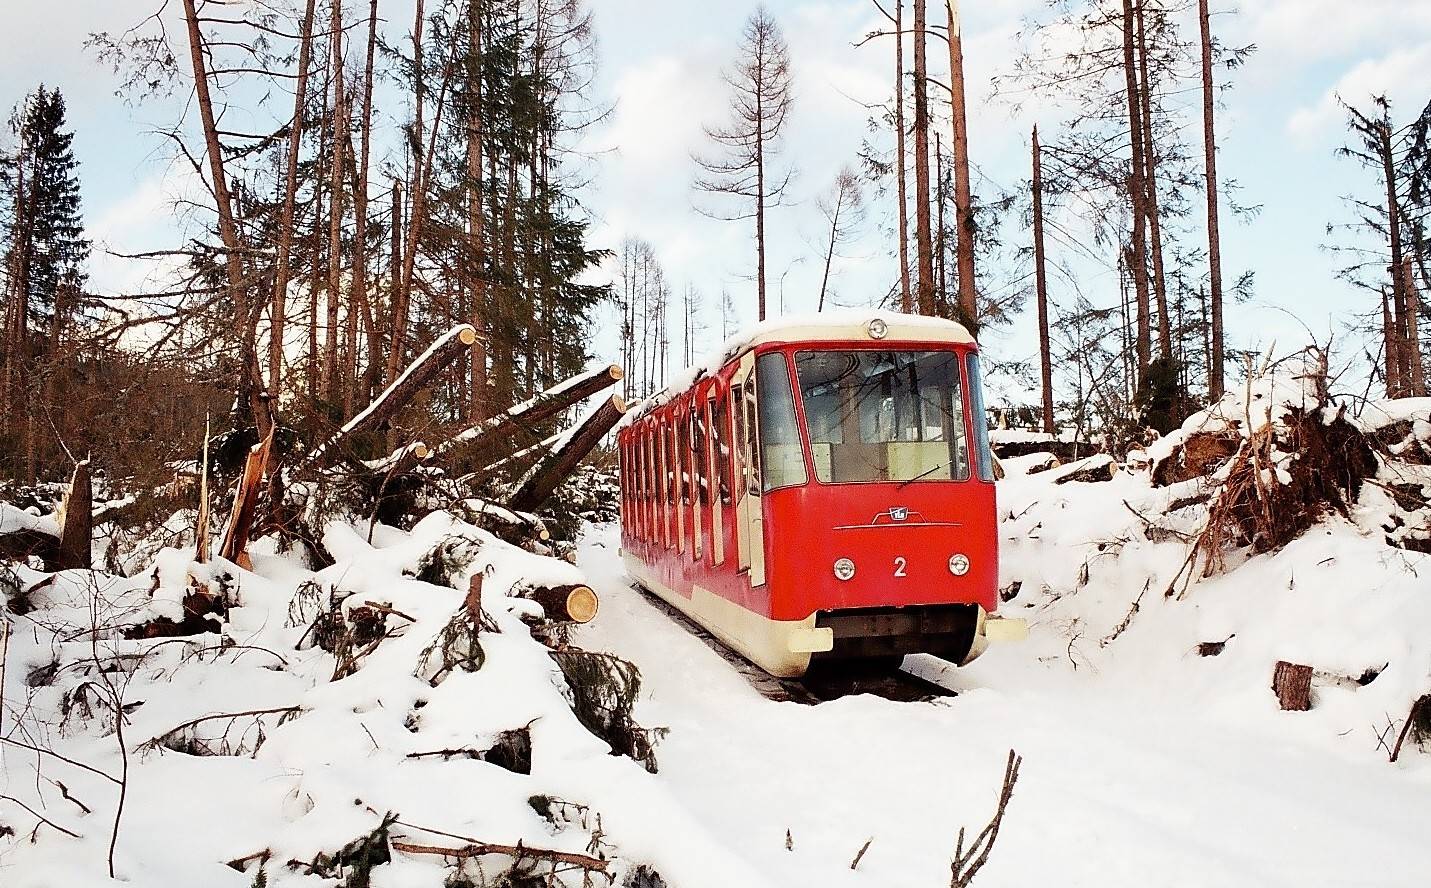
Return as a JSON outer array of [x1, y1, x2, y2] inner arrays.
[[889, 507, 909, 521]]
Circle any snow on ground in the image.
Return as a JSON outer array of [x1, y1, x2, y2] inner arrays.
[[574, 452, 1431, 888]]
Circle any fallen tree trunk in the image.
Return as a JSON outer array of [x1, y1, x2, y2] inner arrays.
[[0, 529, 59, 567], [290, 325, 477, 480], [430, 363, 622, 464], [55, 460, 93, 571], [519, 583, 599, 624], [508, 394, 626, 514]]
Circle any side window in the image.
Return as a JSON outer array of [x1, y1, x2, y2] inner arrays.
[[679, 412, 691, 505], [966, 352, 995, 482], [694, 405, 709, 506], [710, 394, 731, 505], [743, 375, 760, 494], [755, 352, 808, 491]]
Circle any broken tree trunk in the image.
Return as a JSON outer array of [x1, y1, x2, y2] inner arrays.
[[508, 394, 627, 514], [56, 459, 93, 571], [219, 430, 275, 569], [290, 324, 477, 480], [196, 418, 212, 563], [430, 363, 623, 464], [1273, 660, 1313, 711]]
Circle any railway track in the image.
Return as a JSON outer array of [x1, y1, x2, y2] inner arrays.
[[630, 581, 958, 705]]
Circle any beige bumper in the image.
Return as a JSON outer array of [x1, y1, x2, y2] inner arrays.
[[961, 608, 1029, 664]]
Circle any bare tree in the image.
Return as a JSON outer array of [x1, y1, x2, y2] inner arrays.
[[1199, 0, 1225, 399], [695, 6, 794, 322], [944, 0, 976, 329], [1031, 126, 1055, 433], [815, 167, 866, 311]]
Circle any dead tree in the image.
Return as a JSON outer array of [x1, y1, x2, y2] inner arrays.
[[944, 0, 977, 329], [219, 430, 275, 569], [1199, 0, 1225, 399], [508, 394, 627, 514], [694, 7, 794, 322], [1031, 126, 1055, 434], [949, 749, 1022, 887], [911, 0, 935, 314]]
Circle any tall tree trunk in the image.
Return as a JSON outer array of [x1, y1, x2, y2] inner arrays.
[[935, 132, 947, 315], [1382, 290, 1401, 397], [351, 0, 380, 405], [270, 0, 318, 399], [911, 0, 935, 315], [324, 0, 346, 410], [1031, 126, 1055, 435], [1198, 0, 1225, 399], [467, 0, 489, 422], [387, 0, 425, 386], [817, 195, 843, 312], [945, 0, 977, 330], [1135, 0, 1172, 363], [1121, 0, 1152, 384], [755, 77, 768, 321], [895, 0, 913, 313], [308, 176, 324, 402], [1405, 256, 1425, 396], [1380, 115, 1410, 396], [182, 0, 261, 427]]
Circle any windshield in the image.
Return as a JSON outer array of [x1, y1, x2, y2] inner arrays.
[[794, 349, 970, 484]]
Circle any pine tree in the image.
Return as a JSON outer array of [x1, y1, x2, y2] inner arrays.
[[1, 85, 90, 480]]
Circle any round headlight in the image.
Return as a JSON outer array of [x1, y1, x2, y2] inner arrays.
[[948, 553, 971, 576], [833, 557, 856, 581], [867, 318, 889, 340]]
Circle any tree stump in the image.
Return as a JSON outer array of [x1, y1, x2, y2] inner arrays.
[[1272, 660, 1313, 711]]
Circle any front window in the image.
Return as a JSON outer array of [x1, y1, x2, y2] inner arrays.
[[755, 352, 808, 491], [794, 349, 971, 484]]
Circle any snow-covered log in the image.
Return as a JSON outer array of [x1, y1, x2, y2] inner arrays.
[[290, 324, 477, 480], [518, 582, 599, 624], [508, 393, 627, 514], [430, 362, 623, 463]]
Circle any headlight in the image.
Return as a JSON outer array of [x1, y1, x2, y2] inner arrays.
[[833, 557, 856, 581], [948, 553, 970, 576], [867, 318, 889, 339]]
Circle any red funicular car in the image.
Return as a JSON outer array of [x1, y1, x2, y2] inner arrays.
[[617, 312, 1025, 677]]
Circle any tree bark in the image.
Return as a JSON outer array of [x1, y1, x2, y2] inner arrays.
[[467, 0, 489, 422], [269, 0, 318, 398], [508, 393, 628, 514], [56, 459, 92, 571], [182, 0, 261, 427], [1121, 0, 1152, 384], [323, 0, 347, 409], [1135, 0, 1172, 362], [1199, 0, 1225, 399], [911, 0, 935, 315], [432, 363, 623, 464], [945, 0, 977, 330], [1405, 256, 1425, 396], [219, 429, 275, 570], [292, 324, 477, 479], [895, 0, 913, 313], [1031, 126, 1055, 435], [1272, 660, 1312, 711]]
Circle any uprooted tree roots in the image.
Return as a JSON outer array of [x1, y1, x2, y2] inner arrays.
[[1188, 405, 1377, 583]]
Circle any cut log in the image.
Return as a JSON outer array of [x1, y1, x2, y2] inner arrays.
[[522, 583, 599, 624], [1151, 430, 1240, 486], [290, 324, 477, 480], [508, 394, 627, 514], [479, 430, 563, 477], [55, 460, 93, 571], [1272, 660, 1313, 711], [219, 429, 275, 569], [429, 363, 623, 464]]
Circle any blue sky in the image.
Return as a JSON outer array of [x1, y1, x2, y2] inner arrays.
[[4, 0, 1431, 396]]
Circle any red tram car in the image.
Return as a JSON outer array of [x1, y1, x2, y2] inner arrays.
[[616, 312, 1026, 678]]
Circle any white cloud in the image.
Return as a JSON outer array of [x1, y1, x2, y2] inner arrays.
[[1286, 43, 1431, 145]]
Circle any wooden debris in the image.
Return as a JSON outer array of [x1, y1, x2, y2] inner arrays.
[[1272, 660, 1313, 711], [1151, 430, 1240, 486], [1052, 454, 1116, 485], [521, 583, 599, 624], [430, 363, 623, 464], [55, 460, 92, 571], [290, 324, 477, 480], [218, 428, 275, 569], [508, 394, 627, 514], [390, 838, 607, 872]]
